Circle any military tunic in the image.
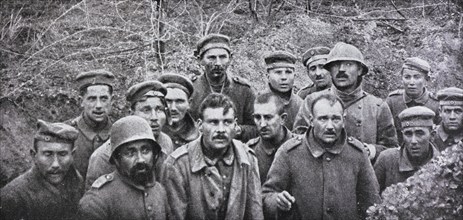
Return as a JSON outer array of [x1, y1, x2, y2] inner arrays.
[[374, 144, 440, 192], [161, 138, 264, 220], [262, 129, 381, 220], [386, 89, 440, 144], [78, 171, 167, 220], [66, 114, 112, 180], [293, 86, 398, 160], [85, 132, 173, 190], [1, 166, 84, 220], [297, 84, 328, 100], [261, 88, 303, 131], [162, 113, 200, 150], [246, 126, 295, 185], [190, 74, 257, 142], [432, 125, 463, 152]]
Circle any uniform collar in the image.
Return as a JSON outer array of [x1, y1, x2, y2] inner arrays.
[[163, 113, 200, 141], [201, 73, 231, 93], [333, 84, 366, 107], [306, 128, 346, 158], [31, 165, 83, 199], [260, 126, 292, 155], [77, 114, 112, 141], [157, 132, 173, 154], [190, 138, 250, 173], [267, 85, 294, 105], [399, 143, 440, 172], [436, 125, 463, 143], [203, 143, 235, 166], [403, 88, 429, 105]]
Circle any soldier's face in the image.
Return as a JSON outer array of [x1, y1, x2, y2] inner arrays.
[[81, 85, 112, 123], [311, 99, 344, 146], [307, 59, 331, 89], [32, 141, 74, 185], [268, 67, 295, 93], [440, 105, 463, 132], [200, 48, 231, 81], [165, 88, 190, 125], [133, 97, 167, 138], [402, 126, 431, 159], [253, 100, 286, 140], [328, 61, 362, 92], [199, 108, 236, 153], [115, 139, 155, 186], [402, 69, 427, 98]]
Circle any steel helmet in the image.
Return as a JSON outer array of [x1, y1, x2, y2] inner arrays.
[[324, 42, 369, 76], [109, 115, 161, 164]]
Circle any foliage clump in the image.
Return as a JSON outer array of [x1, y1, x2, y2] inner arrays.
[[367, 144, 463, 219]]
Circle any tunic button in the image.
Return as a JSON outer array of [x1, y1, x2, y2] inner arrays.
[[326, 157, 331, 162], [145, 192, 148, 197], [222, 175, 226, 179], [147, 206, 152, 211], [358, 105, 362, 109], [327, 207, 332, 213]]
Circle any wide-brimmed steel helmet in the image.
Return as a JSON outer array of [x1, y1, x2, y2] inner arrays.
[[324, 42, 369, 76]]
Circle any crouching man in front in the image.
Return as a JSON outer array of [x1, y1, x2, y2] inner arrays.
[[262, 92, 380, 219], [78, 116, 167, 220]]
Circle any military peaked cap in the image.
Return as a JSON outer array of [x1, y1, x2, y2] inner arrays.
[[76, 69, 115, 91], [437, 87, 463, 106], [194, 34, 231, 58], [302, 46, 330, 67], [402, 57, 430, 74], [398, 106, 435, 128], [158, 74, 194, 98], [126, 80, 167, 105], [264, 51, 297, 70], [35, 120, 79, 144]]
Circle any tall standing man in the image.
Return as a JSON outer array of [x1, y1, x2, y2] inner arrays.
[[85, 80, 173, 189], [433, 87, 463, 151], [297, 46, 332, 100], [247, 93, 295, 185], [79, 116, 167, 220], [374, 106, 440, 192], [162, 93, 263, 220], [262, 51, 303, 131], [159, 73, 200, 150], [293, 42, 398, 161], [66, 69, 115, 180], [1, 120, 84, 220], [263, 93, 380, 220], [386, 57, 439, 144], [190, 33, 257, 142]]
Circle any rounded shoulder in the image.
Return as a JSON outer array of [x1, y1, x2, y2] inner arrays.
[[280, 135, 303, 153], [232, 76, 251, 88], [428, 91, 438, 101], [246, 137, 261, 148], [388, 89, 404, 97], [346, 136, 365, 153], [169, 144, 189, 160], [377, 147, 401, 159], [64, 116, 80, 127], [91, 173, 115, 189], [364, 92, 386, 106]]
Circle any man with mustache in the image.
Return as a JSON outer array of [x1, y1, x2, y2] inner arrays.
[[190, 34, 257, 142], [1, 120, 84, 220], [162, 93, 263, 220], [159, 73, 200, 150], [432, 87, 463, 151], [247, 92, 296, 185], [78, 116, 167, 220], [65, 70, 115, 180], [263, 93, 380, 220], [297, 46, 332, 100], [386, 57, 439, 144], [262, 51, 303, 131], [85, 80, 173, 190], [293, 42, 398, 162], [374, 106, 440, 192]]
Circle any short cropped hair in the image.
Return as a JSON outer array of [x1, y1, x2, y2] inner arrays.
[[199, 93, 236, 120], [254, 92, 285, 115], [309, 93, 345, 116]]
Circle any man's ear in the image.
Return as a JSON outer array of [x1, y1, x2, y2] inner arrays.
[[280, 113, 288, 124], [30, 148, 37, 158], [197, 119, 203, 132], [78, 96, 83, 108], [308, 114, 314, 127]]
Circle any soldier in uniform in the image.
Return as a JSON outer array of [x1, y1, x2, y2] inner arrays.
[[261, 51, 303, 130], [247, 93, 295, 185], [190, 33, 257, 142], [297, 46, 332, 100], [433, 87, 463, 151], [262, 93, 380, 220], [386, 57, 439, 144], [162, 93, 263, 220], [374, 106, 440, 192], [85, 80, 173, 189], [293, 42, 398, 162], [159, 73, 200, 150], [78, 116, 167, 220], [1, 120, 84, 220], [66, 69, 115, 180]]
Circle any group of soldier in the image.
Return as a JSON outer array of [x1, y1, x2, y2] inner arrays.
[[1, 33, 462, 220]]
